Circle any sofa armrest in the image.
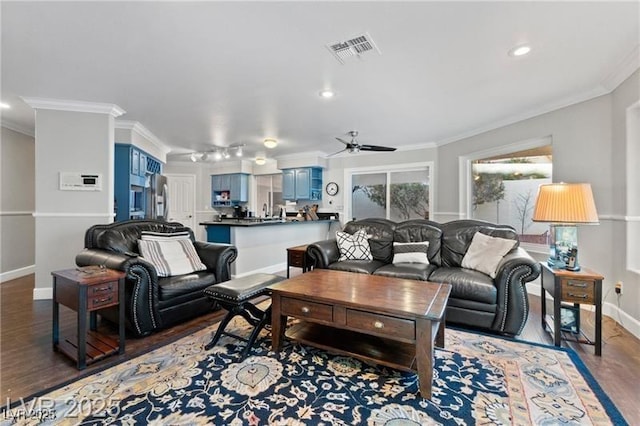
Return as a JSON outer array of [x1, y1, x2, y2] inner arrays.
[[193, 241, 238, 283], [492, 247, 541, 335], [75, 248, 161, 336], [307, 239, 340, 269]]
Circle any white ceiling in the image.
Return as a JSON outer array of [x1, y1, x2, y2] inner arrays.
[[2, 1, 638, 162]]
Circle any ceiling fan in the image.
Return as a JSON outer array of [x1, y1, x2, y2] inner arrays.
[[328, 131, 397, 156]]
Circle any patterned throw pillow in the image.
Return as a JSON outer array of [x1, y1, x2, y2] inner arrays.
[[392, 241, 429, 264], [138, 232, 206, 277], [336, 230, 372, 261], [461, 231, 517, 278]]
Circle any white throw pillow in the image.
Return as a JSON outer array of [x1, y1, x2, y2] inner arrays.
[[392, 241, 429, 264], [461, 232, 517, 278], [336, 229, 372, 261], [138, 232, 206, 277]]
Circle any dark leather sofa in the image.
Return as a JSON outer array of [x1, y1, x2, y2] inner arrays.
[[75, 220, 237, 336], [307, 218, 541, 336]]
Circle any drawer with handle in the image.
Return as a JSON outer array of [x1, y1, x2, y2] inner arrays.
[[561, 279, 594, 304], [346, 309, 415, 340], [87, 281, 119, 309], [281, 297, 333, 322]]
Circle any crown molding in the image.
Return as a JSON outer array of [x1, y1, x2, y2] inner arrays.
[[600, 45, 640, 93], [21, 97, 125, 117], [276, 150, 327, 160], [1, 118, 35, 137], [115, 120, 171, 156]]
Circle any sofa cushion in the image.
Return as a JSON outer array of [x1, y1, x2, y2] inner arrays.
[[328, 260, 386, 275], [393, 220, 443, 266], [373, 263, 436, 281], [367, 239, 394, 263], [392, 241, 429, 264], [157, 271, 217, 302], [440, 220, 518, 268], [343, 218, 396, 240], [461, 232, 517, 278], [336, 230, 372, 261], [428, 267, 497, 305], [95, 222, 192, 254], [138, 236, 207, 277]]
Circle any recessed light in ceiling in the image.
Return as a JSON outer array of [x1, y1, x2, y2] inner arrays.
[[509, 44, 531, 57], [319, 90, 335, 99], [0, 102, 10, 109]]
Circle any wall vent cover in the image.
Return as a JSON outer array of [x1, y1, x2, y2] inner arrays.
[[326, 32, 381, 64]]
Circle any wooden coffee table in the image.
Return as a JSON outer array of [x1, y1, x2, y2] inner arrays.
[[270, 269, 451, 399]]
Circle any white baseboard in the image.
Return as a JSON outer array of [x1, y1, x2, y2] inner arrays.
[[527, 283, 640, 340], [0, 265, 35, 283], [33, 287, 53, 300], [232, 262, 288, 278]]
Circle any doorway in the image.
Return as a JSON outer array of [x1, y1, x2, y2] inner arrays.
[[165, 174, 196, 231]]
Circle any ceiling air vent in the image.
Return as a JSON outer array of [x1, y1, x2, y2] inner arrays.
[[326, 32, 381, 64]]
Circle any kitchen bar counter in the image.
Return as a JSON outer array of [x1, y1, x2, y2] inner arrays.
[[200, 218, 339, 227], [200, 219, 340, 276]]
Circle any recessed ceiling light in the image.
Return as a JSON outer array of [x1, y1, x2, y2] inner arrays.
[[0, 102, 10, 109], [509, 44, 531, 57], [319, 90, 335, 99], [264, 138, 278, 149]]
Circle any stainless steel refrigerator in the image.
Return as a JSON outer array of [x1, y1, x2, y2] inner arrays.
[[146, 174, 169, 220]]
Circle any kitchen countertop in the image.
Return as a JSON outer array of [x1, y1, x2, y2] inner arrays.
[[200, 218, 339, 227]]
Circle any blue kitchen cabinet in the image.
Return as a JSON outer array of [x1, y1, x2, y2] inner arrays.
[[282, 167, 322, 201]]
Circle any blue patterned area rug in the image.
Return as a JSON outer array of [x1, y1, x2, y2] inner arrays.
[[4, 318, 626, 425]]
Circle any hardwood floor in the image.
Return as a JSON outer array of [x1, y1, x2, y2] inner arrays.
[[2, 273, 639, 422]]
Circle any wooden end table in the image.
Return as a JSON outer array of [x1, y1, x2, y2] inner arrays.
[[286, 244, 311, 278], [52, 267, 126, 369], [270, 269, 451, 399], [540, 263, 604, 356]]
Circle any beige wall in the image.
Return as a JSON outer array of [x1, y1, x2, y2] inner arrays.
[[0, 127, 35, 279]]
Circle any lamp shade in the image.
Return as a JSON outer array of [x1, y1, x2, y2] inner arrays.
[[532, 183, 599, 224]]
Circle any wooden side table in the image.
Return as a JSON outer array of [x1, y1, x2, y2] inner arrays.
[[540, 263, 604, 356], [286, 245, 311, 278], [52, 268, 126, 369]]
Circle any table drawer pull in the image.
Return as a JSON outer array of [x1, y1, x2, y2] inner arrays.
[[301, 306, 310, 314], [374, 321, 384, 329], [93, 296, 113, 304], [567, 293, 588, 299], [93, 286, 113, 293], [567, 280, 588, 288]]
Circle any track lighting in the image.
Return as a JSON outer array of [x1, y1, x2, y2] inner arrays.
[[187, 144, 246, 162]]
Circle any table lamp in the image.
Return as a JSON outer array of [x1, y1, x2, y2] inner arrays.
[[532, 183, 599, 271]]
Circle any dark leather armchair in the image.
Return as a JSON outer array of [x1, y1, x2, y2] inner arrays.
[[308, 218, 540, 336], [75, 220, 237, 336]]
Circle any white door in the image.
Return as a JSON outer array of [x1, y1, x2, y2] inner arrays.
[[166, 174, 196, 231]]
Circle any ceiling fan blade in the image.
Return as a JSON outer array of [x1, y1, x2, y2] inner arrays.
[[359, 144, 397, 152], [335, 137, 352, 146], [326, 147, 348, 157]]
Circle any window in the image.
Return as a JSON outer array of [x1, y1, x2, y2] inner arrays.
[[462, 141, 552, 248], [347, 163, 432, 221], [255, 174, 283, 217]]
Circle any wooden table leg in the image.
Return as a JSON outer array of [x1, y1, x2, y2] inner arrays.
[[415, 317, 433, 399], [270, 294, 286, 352]]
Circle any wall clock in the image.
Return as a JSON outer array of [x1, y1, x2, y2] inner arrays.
[[325, 182, 339, 196]]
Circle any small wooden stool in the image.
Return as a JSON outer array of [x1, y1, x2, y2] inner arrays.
[[204, 273, 284, 359]]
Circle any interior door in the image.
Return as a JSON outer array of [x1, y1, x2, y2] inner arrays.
[[166, 174, 196, 231]]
